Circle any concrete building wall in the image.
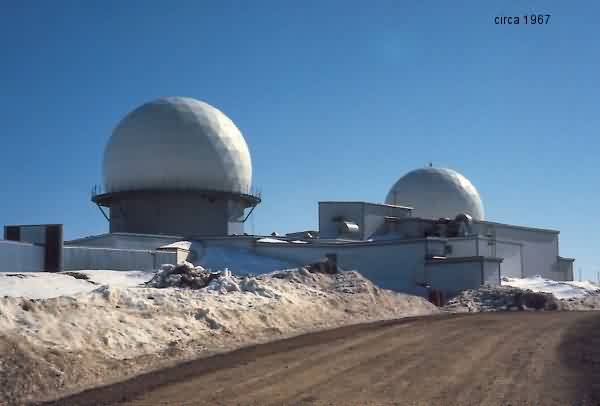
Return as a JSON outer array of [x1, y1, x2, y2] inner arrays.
[[492, 240, 523, 278], [386, 218, 568, 281], [108, 194, 245, 236], [255, 239, 431, 295], [483, 260, 502, 286], [362, 203, 412, 239], [19, 227, 47, 245], [202, 237, 256, 251], [318, 202, 364, 240], [447, 238, 478, 257], [426, 239, 447, 257], [425, 261, 482, 298], [389, 218, 420, 239], [480, 224, 559, 279], [435, 237, 523, 279], [63, 246, 177, 271], [558, 257, 574, 281], [425, 258, 501, 298], [477, 238, 492, 257], [0, 240, 44, 272]]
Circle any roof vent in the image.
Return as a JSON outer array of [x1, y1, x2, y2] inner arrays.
[[454, 213, 473, 236], [333, 217, 360, 235]]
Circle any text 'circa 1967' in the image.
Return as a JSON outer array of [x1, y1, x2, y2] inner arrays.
[[494, 14, 551, 25]]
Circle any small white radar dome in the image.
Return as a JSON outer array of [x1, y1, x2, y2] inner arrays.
[[103, 97, 252, 194], [385, 167, 484, 220]]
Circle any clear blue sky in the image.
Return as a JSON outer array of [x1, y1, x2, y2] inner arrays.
[[1, 1, 598, 279]]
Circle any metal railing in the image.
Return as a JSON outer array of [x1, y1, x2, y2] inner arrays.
[[91, 183, 263, 203]]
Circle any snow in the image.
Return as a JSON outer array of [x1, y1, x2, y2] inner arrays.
[[257, 237, 289, 243], [0, 273, 97, 299], [158, 241, 192, 250], [0, 270, 155, 299], [445, 276, 600, 313], [0, 267, 438, 403], [444, 285, 562, 313], [82, 270, 155, 287], [502, 276, 600, 299], [0, 270, 437, 360]]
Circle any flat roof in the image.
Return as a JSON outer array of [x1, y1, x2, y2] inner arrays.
[[319, 201, 413, 210], [65, 232, 185, 245], [558, 256, 575, 262], [426, 256, 504, 264], [384, 216, 437, 223], [475, 220, 559, 234], [259, 236, 447, 247], [64, 245, 171, 254], [380, 217, 560, 234], [4, 224, 63, 228]]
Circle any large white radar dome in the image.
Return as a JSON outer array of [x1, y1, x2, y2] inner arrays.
[[103, 97, 252, 194], [385, 167, 484, 220]]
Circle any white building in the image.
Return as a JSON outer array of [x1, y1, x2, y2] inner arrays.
[[0, 96, 574, 299]]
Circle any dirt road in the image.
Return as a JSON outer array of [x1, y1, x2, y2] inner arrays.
[[43, 312, 600, 405]]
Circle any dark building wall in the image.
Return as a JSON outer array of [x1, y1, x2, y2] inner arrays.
[[108, 193, 243, 236]]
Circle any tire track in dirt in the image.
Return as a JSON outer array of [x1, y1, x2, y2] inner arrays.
[[42, 312, 600, 406]]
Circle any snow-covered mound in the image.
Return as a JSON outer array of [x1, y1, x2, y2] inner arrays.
[[144, 262, 286, 297], [444, 286, 562, 313], [0, 268, 437, 404], [502, 276, 600, 299], [561, 295, 600, 311], [0, 270, 155, 299], [446, 276, 600, 313], [0, 272, 97, 299]]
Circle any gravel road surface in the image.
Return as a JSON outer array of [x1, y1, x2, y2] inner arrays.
[[42, 312, 600, 405]]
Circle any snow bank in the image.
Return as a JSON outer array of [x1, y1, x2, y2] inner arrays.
[[562, 295, 600, 311], [0, 270, 155, 299], [502, 276, 600, 299], [0, 273, 96, 299], [446, 276, 600, 313], [80, 270, 156, 287], [444, 286, 562, 313], [0, 268, 437, 404]]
